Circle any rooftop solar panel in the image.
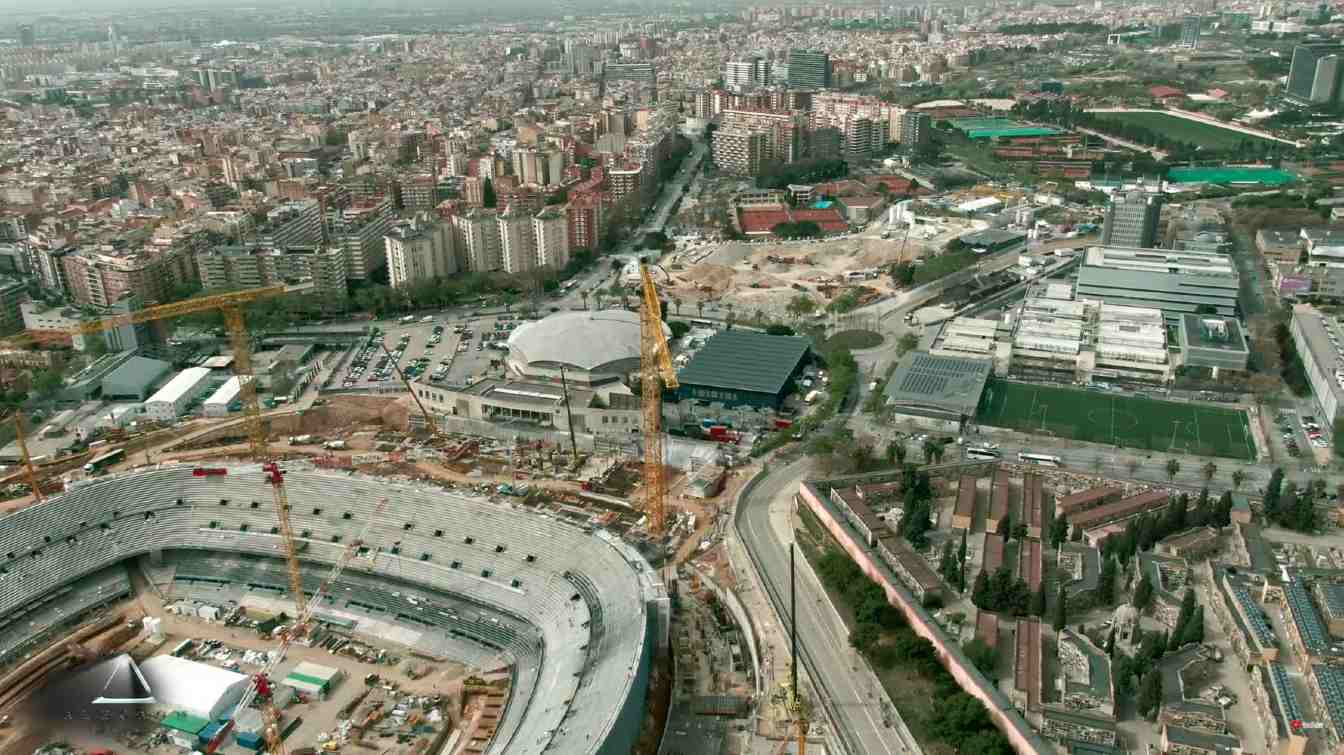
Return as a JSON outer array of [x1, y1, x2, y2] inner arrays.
[[1315, 664, 1344, 740], [1288, 578, 1329, 654], [1320, 583, 1344, 619], [1231, 584, 1277, 647], [1269, 663, 1305, 726]]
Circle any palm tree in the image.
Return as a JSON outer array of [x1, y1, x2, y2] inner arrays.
[[725, 302, 736, 330], [1231, 469, 1246, 490], [671, 296, 682, 316], [580, 291, 589, 311], [1202, 461, 1218, 483], [1166, 458, 1181, 481], [922, 439, 939, 463], [595, 292, 606, 311], [1127, 458, 1140, 477], [696, 300, 705, 318]]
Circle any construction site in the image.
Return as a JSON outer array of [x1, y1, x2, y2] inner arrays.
[[0, 263, 783, 755]]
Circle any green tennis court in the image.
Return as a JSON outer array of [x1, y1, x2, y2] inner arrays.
[[948, 117, 1063, 140], [1167, 166, 1295, 185], [976, 379, 1256, 460]]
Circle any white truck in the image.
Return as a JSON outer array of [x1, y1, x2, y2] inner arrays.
[[288, 434, 316, 445], [323, 440, 348, 450]]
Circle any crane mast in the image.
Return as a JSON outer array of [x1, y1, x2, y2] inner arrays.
[[207, 496, 392, 754], [0, 283, 316, 755], [13, 412, 42, 501], [639, 262, 677, 536]]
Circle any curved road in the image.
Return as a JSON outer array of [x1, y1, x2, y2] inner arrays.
[[735, 456, 920, 755]]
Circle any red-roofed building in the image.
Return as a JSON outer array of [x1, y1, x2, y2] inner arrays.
[[983, 532, 1006, 576], [977, 611, 1000, 650], [1014, 618, 1042, 712], [1149, 86, 1184, 100]]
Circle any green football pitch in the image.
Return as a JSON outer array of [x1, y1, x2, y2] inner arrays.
[[976, 379, 1256, 460]]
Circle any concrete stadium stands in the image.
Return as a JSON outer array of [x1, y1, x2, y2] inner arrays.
[[0, 465, 666, 755]]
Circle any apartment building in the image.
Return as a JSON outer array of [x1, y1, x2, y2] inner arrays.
[[787, 49, 831, 89], [498, 205, 536, 275], [719, 108, 806, 164], [0, 277, 26, 336], [712, 129, 771, 176], [195, 244, 347, 303], [61, 247, 189, 308], [607, 163, 646, 215], [384, 217, 457, 288], [326, 198, 393, 281], [900, 111, 931, 146], [533, 208, 570, 270], [566, 194, 604, 253], [512, 148, 565, 187], [454, 209, 502, 272], [258, 198, 323, 249]]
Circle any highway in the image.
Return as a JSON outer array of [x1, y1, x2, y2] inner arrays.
[[735, 456, 920, 755]]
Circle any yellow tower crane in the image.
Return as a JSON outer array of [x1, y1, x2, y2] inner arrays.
[[639, 261, 677, 537], [0, 282, 313, 616], [11, 411, 44, 501], [4, 284, 317, 755]]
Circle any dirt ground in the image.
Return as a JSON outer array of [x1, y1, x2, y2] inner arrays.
[[661, 230, 972, 322]]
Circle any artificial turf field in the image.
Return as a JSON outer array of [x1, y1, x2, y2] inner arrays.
[[976, 379, 1256, 460]]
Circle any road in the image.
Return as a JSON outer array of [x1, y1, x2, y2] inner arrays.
[[735, 456, 920, 755], [549, 137, 708, 312], [1074, 126, 1169, 160]]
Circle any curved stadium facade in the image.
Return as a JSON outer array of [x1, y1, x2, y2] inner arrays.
[[0, 465, 666, 754]]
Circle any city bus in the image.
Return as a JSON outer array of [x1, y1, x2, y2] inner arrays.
[[965, 447, 1000, 461], [1018, 452, 1062, 467], [83, 448, 125, 475]]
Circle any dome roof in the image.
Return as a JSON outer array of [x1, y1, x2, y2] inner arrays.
[[508, 309, 669, 373]]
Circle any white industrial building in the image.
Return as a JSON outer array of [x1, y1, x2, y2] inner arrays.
[[931, 317, 1012, 373], [1003, 293, 1171, 385], [932, 317, 999, 358], [203, 376, 241, 417], [1011, 297, 1091, 381], [1093, 304, 1171, 383], [143, 367, 213, 421], [140, 654, 251, 721]]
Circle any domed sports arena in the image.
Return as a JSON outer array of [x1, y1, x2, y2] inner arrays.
[[0, 464, 666, 754], [506, 310, 670, 387]]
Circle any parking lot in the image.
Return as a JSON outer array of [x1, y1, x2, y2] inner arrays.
[[1273, 408, 1332, 467], [330, 313, 539, 392]]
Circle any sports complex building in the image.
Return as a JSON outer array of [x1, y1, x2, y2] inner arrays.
[[1074, 246, 1241, 320], [0, 465, 667, 754], [882, 351, 993, 429], [675, 330, 812, 409]]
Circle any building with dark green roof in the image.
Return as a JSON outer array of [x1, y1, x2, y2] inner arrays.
[[675, 330, 811, 409]]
